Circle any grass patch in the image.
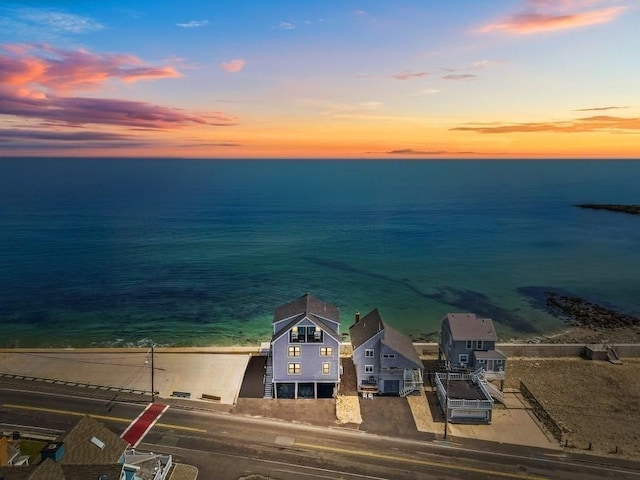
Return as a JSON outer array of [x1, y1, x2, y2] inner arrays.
[[17, 439, 47, 463]]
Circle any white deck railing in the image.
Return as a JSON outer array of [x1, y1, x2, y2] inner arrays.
[[434, 371, 494, 408]]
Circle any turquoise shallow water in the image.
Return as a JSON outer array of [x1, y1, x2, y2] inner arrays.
[[1, 158, 639, 347]]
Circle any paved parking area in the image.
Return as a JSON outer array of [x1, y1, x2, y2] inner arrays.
[[0, 349, 250, 405]]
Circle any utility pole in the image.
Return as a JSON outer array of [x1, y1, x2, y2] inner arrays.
[[151, 340, 155, 403]]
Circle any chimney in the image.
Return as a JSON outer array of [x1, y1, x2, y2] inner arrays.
[[354, 311, 360, 323]]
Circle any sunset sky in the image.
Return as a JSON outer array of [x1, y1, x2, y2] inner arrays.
[[1, 0, 639, 158]]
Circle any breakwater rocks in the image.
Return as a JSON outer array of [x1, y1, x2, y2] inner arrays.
[[576, 204, 640, 215], [546, 292, 639, 330]]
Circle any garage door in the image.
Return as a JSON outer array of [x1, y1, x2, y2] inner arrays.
[[383, 380, 400, 394], [451, 409, 489, 421]]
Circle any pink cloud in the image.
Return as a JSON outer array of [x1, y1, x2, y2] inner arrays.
[[221, 59, 245, 73], [480, 1, 627, 34], [0, 90, 236, 128], [442, 74, 476, 81], [0, 43, 237, 130], [0, 43, 181, 94], [390, 71, 429, 80]]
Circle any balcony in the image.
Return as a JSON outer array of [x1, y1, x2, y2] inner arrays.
[[359, 376, 379, 393]]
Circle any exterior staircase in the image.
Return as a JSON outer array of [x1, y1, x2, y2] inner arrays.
[[264, 353, 274, 399], [472, 367, 504, 404], [607, 345, 623, 365], [400, 368, 423, 397]]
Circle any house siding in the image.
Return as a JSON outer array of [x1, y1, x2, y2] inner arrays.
[[440, 316, 503, 371], [353, 330, 423, 395], [379, 343, 422, 394], [352, 331, 383, 389], [272, 320, 340, 384]]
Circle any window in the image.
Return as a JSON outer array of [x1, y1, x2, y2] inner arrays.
[[322, 362, 330, 375], [476, 340, 484, 350], [478, 358, 485, 363], [290, 326, 301, 342], [288, 346, 300, 357], [320, 347, 333, 356], [365, 365, 374, 373], [287, 363, 301, 375], [459, 354, 469, 365], [466, 340, 472, 350], [382, 353, 395, 359], [496, 359, 503, 365], [365, 349, 374, 358], [308, 326, 323, 343]]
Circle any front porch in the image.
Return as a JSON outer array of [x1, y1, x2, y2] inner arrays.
[[358, 376, 379, 394], [358, 368, 423, 397]]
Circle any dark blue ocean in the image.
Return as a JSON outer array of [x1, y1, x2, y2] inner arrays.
[[1, 158, 639, 347]]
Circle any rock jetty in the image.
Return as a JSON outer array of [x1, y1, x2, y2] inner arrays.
[[545, 292, 639, 330], [576, 204, 640, 215]]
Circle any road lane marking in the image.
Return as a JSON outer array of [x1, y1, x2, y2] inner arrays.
[[140, 442, 393, 480], [295, 442, 547, 480], [2, 403, 206, 433]]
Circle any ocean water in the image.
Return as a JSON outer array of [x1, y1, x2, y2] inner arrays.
[[1, 158, 639, 348]]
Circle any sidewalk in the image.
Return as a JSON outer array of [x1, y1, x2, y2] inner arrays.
[[169, 463, 198, 480]]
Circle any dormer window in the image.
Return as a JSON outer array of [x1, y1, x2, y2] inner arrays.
[[289, 324, 323, 342]]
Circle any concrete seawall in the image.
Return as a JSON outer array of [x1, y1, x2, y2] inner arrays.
[[2, 342, 640, 358], [410, 342, 640, 358]]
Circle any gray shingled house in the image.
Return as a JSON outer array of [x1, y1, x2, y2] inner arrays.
[[266, 293, 342, 399], [438, 313, 506, 380], [349, 308, 423, 397], [0, 416, 173, 480]]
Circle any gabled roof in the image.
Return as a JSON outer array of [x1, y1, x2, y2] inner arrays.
[[272, 312, 342, 343], [382, 324, 422, 368], [0, 463, 34, 480], [24, 458, 62, 480], [273, 293, 340, 324], [443, 313, 498, 341], [349, 308, 383, 350], [59, 416, 128, 465], [11, 459, 124, 480], [350, 308, 422, 367]]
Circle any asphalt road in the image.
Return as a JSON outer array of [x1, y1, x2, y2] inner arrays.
[[1, 378, 640, 480]]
